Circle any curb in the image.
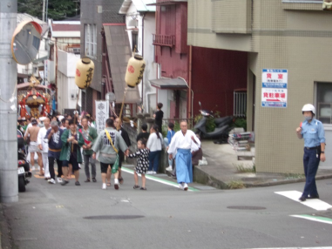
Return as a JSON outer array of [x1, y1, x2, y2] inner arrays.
[[244, 173, 332, 188], [165, 167, 332, 190]]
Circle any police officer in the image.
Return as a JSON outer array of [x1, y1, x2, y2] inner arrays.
[[296, 104, 326, 202]]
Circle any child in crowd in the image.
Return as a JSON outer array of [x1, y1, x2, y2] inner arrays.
[[136, 123, 150, 142], [165, 122, 175, 171], [129, 138, 149, 190]]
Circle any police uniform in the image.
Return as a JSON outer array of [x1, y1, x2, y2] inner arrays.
[[300, 118, 325, 199]]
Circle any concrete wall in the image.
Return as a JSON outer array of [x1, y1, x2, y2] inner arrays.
[[188, 0, 332, 174], [187, 0, 252, 52], [249, 0, 332, 173]]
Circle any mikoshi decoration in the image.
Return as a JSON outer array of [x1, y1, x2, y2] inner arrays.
[[17, 76, 51, 119], [125, 54, 146, 88], [119, 54, 146, 120], [75, 57, 95, 89]]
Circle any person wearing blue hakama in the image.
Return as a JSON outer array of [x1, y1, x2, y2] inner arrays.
[[168, 121, 201, 191]]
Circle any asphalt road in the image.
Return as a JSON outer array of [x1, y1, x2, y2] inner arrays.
[[2, 164, 332, 249]]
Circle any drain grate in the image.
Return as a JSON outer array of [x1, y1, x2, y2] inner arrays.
[[227, 206, 266, 210], [83, 215, 144, 220]]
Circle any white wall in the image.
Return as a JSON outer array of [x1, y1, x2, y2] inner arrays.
[[57, 50, 81, 112], [125, 4, 157, 114]]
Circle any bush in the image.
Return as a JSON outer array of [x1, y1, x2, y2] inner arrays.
[[233, 118, 247, 131]]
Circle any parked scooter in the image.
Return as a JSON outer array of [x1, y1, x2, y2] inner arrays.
[[194, 102, 233, 140], [17, 129, 31, 192]]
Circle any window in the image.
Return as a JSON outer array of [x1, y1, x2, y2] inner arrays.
[[85, 24, 97, 58], [316, 82, 332, 124]]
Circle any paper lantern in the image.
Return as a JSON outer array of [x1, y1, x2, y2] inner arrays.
[[125, 54, 146, 88], [75, 58, 95, 89]]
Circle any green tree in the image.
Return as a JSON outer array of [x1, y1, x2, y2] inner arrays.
[[18, 0, 43, 19], [18, 0, 80, 21]]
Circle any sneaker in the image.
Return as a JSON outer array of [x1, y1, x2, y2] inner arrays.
[[75, 181, 80, 186], [92, 178, 97, 183], [178, 184, 183, 189], [102, 183, 107, 190], [84, 179, 90, 183], [48, 178, 56, 184], [183, 183, 188, 191], [146, 171, 153, 175], [166, 166, 172, 171], [114, 179, 119, 190], [152, 171, 157, 174], [119, 177, 124, 184], [57, 177, 63, 183], [133, 185, 140, 189], [31, 166, 36, 171], [61, 180, 69, 186], [78, 164, 82, 169], [140, 187, 147, 190]]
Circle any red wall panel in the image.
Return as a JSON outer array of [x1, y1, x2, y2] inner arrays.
[[191, 47, 247, 117]]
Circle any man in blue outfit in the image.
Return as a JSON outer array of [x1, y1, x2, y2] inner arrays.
[[168, 121, 201, 191], [296, 104, 326, 202]]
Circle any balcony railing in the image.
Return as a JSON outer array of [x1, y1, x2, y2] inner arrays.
[[153, 34, 175, 47]]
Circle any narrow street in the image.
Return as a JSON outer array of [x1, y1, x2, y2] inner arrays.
[[2, 164, 332, 249]]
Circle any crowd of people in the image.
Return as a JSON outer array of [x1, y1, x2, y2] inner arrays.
[[17, 102, 202, 191]]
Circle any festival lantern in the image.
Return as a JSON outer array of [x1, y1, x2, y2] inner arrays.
[[125, 54, 146, 88], [75, 58, 95, 89]]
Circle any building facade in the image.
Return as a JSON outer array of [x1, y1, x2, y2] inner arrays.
[[80, 0, 125, 117], [48, 20, 81, 113], [119, 0, 157, 115], [188, 0, 332, 173]]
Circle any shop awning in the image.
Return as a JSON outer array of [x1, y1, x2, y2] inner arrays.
[[149, 77, 188, 89], [103, 24, 140, 104]]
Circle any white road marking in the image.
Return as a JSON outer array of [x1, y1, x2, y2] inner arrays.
[[291, 215, 332, 225], [275, 190, 332, 211], [121, 167, 199, 192]]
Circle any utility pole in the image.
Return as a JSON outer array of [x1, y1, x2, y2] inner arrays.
[[0, 0, 18, 202], [42, 0, 45, 21]]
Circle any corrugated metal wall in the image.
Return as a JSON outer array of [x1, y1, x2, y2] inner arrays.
[[191, 47, 247, 117]]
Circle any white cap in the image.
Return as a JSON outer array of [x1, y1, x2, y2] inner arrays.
[[302, 104, 316, 115]]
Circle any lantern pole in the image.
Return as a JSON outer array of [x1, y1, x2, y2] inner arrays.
[[0, 0, 18, 202], [119, 86, 128, 120]]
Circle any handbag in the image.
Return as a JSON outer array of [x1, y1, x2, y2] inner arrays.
[[105, 129, 120, 174]]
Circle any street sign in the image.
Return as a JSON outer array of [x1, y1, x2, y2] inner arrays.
[[261, 69, 288, 108]]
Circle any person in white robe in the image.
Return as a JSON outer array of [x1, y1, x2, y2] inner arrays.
[[37, 117, 51, 179], [168, 121, 201, 191]]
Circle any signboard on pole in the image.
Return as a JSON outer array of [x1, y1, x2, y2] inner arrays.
[[95, 101, 109, 134], [261, 69, 288, 108]]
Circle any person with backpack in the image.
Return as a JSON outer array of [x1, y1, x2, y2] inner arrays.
[[92, 118, 129, 190]]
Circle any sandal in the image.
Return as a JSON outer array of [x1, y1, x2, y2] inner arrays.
[[106, 182, 111, 187], [140, 187, 147, 190], [133, 185, 140, 189], [119, 177, 124, 184]]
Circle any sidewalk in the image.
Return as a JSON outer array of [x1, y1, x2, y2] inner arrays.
[[193, 141, 332, 189]]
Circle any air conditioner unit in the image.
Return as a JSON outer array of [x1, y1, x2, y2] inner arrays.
[[127, 19, 138, 27], [73, 48, 80, 54]]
